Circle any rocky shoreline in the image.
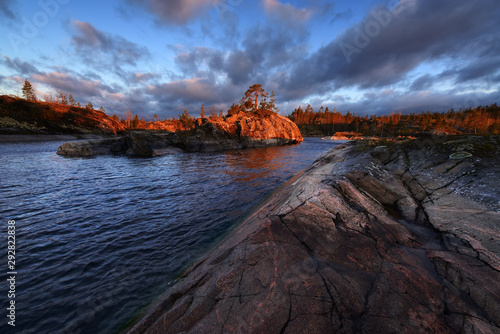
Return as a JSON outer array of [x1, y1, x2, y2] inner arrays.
[[126, 135, 499, 333], [57, 112, 303, 157]]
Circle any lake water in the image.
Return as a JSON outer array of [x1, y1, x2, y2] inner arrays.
[[0, 137, 342, 333]]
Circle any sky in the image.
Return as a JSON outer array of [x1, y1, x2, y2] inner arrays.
[[0, 0, 499, 120]]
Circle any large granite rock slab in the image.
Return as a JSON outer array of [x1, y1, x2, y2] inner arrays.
[[127, 136, 500, 333]]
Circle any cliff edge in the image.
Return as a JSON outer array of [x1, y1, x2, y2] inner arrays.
[[127, 136, 500, 333]]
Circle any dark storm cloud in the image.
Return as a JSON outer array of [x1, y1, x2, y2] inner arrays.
[[226, 50, 254, 85], [410, 74, 433, 91], [174, 24, 308, 88], [70, 21, 150, 76], [2, 56, 40, 75], [454, 40, 500, 83], [0, 0, 16, 19], [282, 0, 500, 98], [145, 77, 240, 107], [127, 0, 217, 25]]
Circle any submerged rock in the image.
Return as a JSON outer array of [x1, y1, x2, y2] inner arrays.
[[57, 112, 302, 157], [127, 136, 500, 333]]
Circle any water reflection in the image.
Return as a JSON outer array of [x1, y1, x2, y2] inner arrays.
[[0, 138, 341, 334]]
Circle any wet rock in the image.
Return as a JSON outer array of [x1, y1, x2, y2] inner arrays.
[[56, 138, 126, 156], [127, 136, 500, 333]]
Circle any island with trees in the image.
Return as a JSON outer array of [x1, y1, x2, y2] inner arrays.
[[55, 84, 303, 157]]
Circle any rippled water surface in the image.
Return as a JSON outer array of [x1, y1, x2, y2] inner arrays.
[[0, 138, 343, 333]]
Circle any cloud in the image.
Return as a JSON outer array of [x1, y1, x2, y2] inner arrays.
[[330, 89, 500, 116], [278, 0, 500, 100], [410, 74, 433, 91], [2, 56, 40, 75], [127, 0, 217, 25], [0, 0, 16, 19], [174, 24, 308, 89], [129, 72, 160, 85], [70, 21, 150, 76], [32, 71, 116, 99], [262, 0, 313, 25]]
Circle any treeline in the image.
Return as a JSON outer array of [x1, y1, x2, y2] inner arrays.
[[21, 79, 105, 113], [111, 108, 222, 130], [288, 104, 500, 136]]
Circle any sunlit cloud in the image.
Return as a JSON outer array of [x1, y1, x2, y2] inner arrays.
[[127, 0, 218, 25], [262, 0, 314, 24]]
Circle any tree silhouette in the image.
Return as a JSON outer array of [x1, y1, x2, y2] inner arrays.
[[269, 91, 278, 113], [200, 104, 206, 119], [21, 79, 36, 102], [131, 114, 139, 128], [57, 90, 68, 105], [69, 94, 77, 106], [179, 110, 194, 128], [125, 110, 132, 128]]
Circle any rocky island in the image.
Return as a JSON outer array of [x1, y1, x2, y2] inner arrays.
[[56, 110, 303, 157], [127, 135, 499, 333]]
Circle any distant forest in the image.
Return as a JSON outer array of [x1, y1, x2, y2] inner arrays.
[[287, 104, 500, 136]]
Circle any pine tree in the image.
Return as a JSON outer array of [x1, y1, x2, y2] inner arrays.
[[57, 90, 68, 105], [200, 104, 206, 118], [244, 84, 268, 111], [125, 110, 132, 128], [131, 114, 139, 128], [21, 79, 36, 102], [69, 94, 77, 106], [99, 106, 105, 113], [85, 101, 93, 110], [269, 91, 278, 113]]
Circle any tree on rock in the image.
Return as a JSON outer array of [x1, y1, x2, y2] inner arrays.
[[85, 101, 93, 110], [69, 94, 77, 106], [244, 84, 268, 111], [57, 90, 68, 105], [200, 104, 206, 119], [179, 110, 194, 128], [22, 79, 36, 102]]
